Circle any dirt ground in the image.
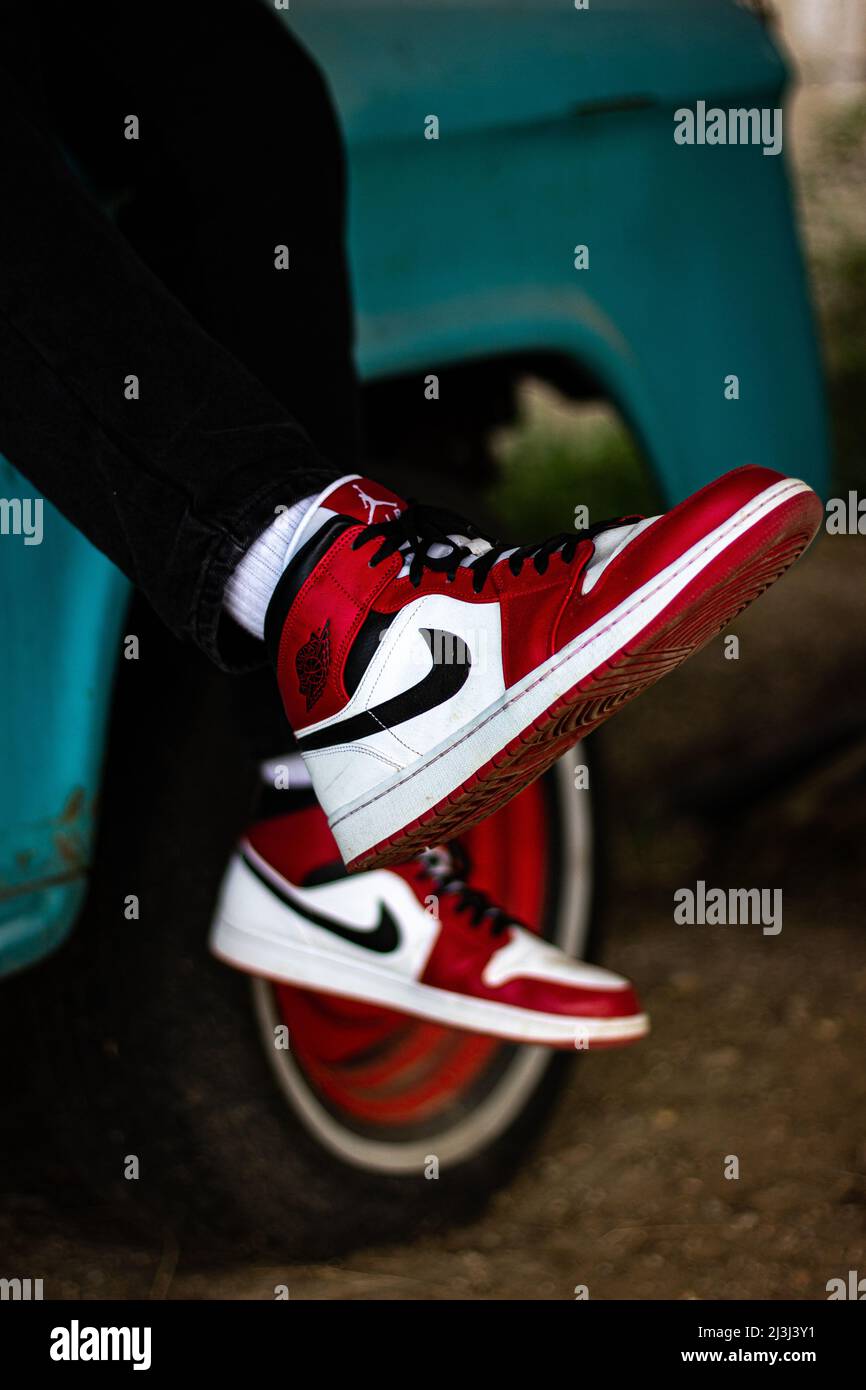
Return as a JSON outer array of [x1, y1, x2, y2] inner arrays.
[[2, 531, 863, 1301]]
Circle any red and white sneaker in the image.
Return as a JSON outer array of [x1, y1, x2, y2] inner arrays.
[[210, 796, 647, 1049], [265, 468, 821, 870]]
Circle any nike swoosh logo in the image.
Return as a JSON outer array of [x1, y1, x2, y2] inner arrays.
[[296, 627, 471, 752], [242, 851, 401, 953]]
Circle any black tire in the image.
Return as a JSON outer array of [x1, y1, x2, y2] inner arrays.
[[4, 601, 604, 1260]]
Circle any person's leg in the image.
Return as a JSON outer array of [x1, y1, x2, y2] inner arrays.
[[0, 12, 341, 673], [67, 0, 362, 472], [65, 0, 363, 740]]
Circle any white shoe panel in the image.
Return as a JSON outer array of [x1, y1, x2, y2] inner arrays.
[[218, 847, 440, 982], [580, 517, 659, 595], [482, 926, 632, 990]]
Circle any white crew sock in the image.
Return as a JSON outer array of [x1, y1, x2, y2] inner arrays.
[[223, 475, 360, 639], [223, 496, 317, 638]]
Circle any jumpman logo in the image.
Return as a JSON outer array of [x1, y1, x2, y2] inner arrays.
[[352, 483, 399, 524]]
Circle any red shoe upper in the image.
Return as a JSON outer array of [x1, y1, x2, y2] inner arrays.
[[270, 466, 791, 734], [245, 801, 642, 1023]]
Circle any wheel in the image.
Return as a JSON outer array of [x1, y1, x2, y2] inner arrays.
[[7, 624, 602, 1258], [252, 751, 594, 1176]]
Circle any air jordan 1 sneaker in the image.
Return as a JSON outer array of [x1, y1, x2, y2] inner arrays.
[[210, 794, 647, 1049], [265, 468, 821, 869]]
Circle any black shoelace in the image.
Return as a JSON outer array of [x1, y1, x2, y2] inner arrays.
[[351, 503, 636, 595], [418, 843, 519, 938]]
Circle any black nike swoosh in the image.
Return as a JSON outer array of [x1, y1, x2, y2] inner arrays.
[[243, 851, 401, 954], [296, 627, 471, 753]]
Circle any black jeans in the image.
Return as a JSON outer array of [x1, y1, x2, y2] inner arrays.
[[0, 1, 357, 671]]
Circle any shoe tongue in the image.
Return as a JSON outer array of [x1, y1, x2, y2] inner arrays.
[[281, 474, 407, 574], [318, 475, 406, 527], [315, 478, 492, 578]]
